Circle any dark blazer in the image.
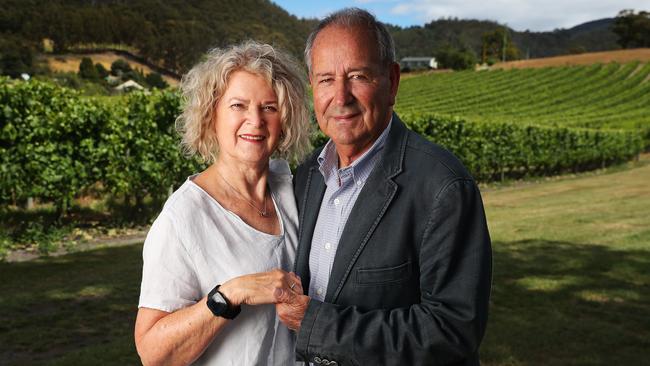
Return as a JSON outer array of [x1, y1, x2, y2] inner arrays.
[[293, 114, 492, 366]]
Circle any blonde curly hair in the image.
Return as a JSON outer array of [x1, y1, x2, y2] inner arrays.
[[176, 41, 312, 164]]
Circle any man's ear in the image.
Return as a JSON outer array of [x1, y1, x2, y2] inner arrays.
[[388, 62, 401, 106]]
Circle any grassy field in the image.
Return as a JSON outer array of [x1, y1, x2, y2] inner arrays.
[[0, 159, 648, 365]]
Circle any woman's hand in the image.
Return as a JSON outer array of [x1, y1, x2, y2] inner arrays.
[[218, 269, 303, 306]]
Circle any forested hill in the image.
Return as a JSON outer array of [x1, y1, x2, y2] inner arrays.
[[391, 18, 618, 60], [1, 0, 623, 75], [0, 0, 314, 73]]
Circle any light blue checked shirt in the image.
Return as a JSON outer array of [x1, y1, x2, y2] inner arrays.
[[308, 119, 392, 301]]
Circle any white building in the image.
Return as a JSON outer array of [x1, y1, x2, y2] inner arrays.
[[400, 57, 438, 71], [114, 80, 144, 92]]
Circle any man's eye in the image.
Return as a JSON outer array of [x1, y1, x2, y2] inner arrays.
[[318, 78, 333, 84], [351, 74, 368, 80]]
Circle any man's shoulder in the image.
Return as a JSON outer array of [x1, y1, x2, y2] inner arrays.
[[402, 128, 473, 182]]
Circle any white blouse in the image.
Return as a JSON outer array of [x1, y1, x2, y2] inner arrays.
[[138, 160, 298, 365]]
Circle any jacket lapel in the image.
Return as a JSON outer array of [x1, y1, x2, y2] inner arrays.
[[294, 165, 326, 291], [325, 115, 408, 303]]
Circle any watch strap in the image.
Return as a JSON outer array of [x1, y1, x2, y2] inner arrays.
[[207, 285, 241, 319]]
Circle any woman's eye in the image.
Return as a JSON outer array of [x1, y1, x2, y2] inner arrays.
[[263, 105, 277, 112], [318, 78, 333, 84], [230, 103, 245, 110]]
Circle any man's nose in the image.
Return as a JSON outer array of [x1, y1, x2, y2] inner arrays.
[[333, 79, 354, 106]]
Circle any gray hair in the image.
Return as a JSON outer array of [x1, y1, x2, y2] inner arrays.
[[176, 41, 311, 164], [304, 7, 396, 73]]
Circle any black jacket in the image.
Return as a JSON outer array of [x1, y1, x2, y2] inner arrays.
[[293, 114, 492, 366]]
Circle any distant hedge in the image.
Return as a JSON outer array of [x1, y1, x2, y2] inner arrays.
[[0, 79, 644, 213], [403, 113, 643, 181]]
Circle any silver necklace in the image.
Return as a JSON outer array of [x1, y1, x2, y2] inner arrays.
[[215, 169, 269, 217]]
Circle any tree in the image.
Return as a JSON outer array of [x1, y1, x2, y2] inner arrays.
[[145, 72, 168, 89], [612, 9, 650, 48], [0, 35, 36, 77], [435, 47, 477, 70], [481, 27, 520, 64], [110, 58, 132, 76], [78, 57, 99, 79], [95, 63, 109, 79]]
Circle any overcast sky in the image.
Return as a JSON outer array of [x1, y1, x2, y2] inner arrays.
[[273, 0, 650, 31]]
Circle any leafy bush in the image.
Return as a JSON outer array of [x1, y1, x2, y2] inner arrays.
[[403, 113, 644, 181], [0, 78, 109, 215]]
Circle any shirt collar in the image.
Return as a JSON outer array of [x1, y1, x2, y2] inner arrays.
[[318, 116, 393, 187]]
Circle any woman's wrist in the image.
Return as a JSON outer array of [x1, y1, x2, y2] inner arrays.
[[217, 279, 241, 306]]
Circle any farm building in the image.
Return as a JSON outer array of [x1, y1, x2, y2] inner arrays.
[[400, 57, 438, 71]]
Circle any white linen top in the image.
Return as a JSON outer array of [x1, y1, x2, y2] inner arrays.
[[138, 159, 298, 365]]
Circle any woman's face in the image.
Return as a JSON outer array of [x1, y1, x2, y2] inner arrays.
[[214, 71, 282, 166]]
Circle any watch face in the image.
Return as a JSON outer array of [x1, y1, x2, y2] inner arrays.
[[212, 291, 226, 304], [210, 292, 229, 314]]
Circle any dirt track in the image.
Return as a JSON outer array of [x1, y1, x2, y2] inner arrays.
[[492, 48, 650, 69]]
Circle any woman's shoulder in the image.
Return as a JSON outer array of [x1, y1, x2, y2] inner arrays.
[[158, 178, 214, 221], [268, 159, 293, 182]]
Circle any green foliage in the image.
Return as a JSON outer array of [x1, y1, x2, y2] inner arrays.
[[396, 63, 650, 148], [1, 78, 642, 227], [435, 47, 477, 70], [0, 33, 37, 77], [95, 63, 109, 79], [0, 78, 202, 219], [78, 57, 99, 80], [481, 27, 520, 63], [99, 90, 202, 212], [613, 9, 650, 48], [144, 72, 168, 89], [0, 78, 108, 215], [402, 113, 643, 181], [110, 58, 132, 76]]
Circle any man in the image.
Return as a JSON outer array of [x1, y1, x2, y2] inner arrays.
[[276, 8, 492, 366]]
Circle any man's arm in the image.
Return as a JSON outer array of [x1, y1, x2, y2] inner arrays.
[[277, 179, 492, 366]]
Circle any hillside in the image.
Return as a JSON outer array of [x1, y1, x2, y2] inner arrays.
[[392, 17, 619, 60], [1, 0, 633, 77], [43, 52, 179, 86], [395, 61, 650, 137], [0, 0, 312, 73]]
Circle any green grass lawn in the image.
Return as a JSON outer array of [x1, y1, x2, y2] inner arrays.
[[0, 159, 648, 365]]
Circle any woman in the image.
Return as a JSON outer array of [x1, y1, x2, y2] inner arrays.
[[134, 41, 311, 365]]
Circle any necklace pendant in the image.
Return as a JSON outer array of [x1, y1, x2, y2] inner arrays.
[[260, 212, 268, 217]]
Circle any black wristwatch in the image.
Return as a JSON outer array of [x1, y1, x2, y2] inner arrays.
[[206, 285, 241, 319]]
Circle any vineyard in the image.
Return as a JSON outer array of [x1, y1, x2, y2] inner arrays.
[[0, 73, 645, 253], [396, 62, 650, 145]]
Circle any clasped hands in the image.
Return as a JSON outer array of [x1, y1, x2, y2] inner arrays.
[[218, 269, 309, 331]]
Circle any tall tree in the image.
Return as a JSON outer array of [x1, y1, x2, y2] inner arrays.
[[612, 9, 650, 48]]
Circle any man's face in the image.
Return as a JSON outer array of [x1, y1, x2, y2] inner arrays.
[[309, 25, 399, 161]]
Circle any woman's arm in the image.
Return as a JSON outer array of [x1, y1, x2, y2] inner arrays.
[[134, 269, 302, 366]]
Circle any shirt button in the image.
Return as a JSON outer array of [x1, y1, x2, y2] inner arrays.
[[357, 180, 363, 186], [325, 242, 331, 250], [334, 198, 340, 206], [317, 287, 323, 295]]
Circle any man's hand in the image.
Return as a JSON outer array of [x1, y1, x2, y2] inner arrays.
[[275, 277, 310, 331]]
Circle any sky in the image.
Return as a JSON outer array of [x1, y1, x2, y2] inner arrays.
[[272, 0, 650, 32]]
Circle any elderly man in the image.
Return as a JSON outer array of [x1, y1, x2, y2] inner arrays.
[[276, 8, 492, 366]]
